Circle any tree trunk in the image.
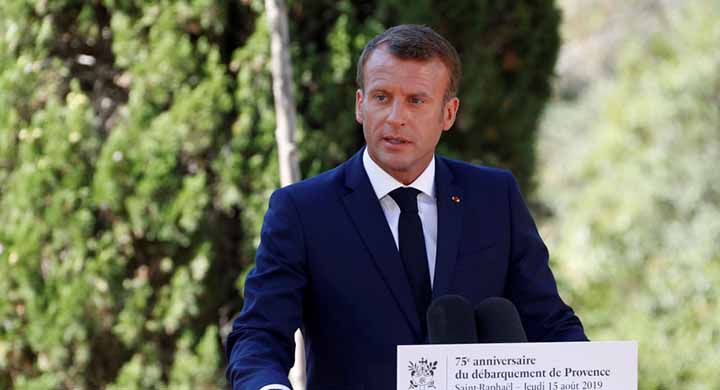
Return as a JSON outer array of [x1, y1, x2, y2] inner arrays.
[[266, 0, 301, 187], [265, 0, 305, 388]]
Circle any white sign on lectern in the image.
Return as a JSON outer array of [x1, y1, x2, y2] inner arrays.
[[397, 341, 637, 390]]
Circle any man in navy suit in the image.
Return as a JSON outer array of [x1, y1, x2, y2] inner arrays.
[[226, 24, 587, 390]]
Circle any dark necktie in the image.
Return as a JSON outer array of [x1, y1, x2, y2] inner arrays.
[[389, 187, 432, 337]]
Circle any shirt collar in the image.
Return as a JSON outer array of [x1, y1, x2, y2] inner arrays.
[[362, 147, 436, 200]]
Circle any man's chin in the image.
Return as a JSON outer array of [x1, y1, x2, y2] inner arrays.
[[374, 156, 410, 173]]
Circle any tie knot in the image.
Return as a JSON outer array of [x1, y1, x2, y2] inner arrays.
[[389, 187, 421, 213]]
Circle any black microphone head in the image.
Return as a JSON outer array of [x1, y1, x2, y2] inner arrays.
[[475, 297, 528, 343], [427, 295, 478, 344]]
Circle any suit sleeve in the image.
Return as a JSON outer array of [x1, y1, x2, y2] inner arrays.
[[503, 173, 589, 342], [225, 188, 307, 389]]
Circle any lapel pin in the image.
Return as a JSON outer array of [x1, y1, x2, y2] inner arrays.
[[451, 195, 461, 204]]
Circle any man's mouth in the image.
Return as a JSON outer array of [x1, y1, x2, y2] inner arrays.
[[383, 136, 410, 145]]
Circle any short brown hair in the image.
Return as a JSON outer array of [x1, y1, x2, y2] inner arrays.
[[356, 24, 462, 102]]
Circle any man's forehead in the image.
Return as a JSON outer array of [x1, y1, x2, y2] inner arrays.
[[365, 46, 445, 69], [363, 48, 449, 89]]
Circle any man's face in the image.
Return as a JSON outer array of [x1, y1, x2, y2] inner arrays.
[[356, 47, 459, 185]]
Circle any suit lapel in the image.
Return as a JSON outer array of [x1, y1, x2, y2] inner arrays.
[[341, 151, 422, 339], [432, 157, 463, 298]]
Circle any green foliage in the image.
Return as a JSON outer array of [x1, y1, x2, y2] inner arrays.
[[1, 1, 246, 388], [0, 0, 560, 387], [539, 0, 720, 387]]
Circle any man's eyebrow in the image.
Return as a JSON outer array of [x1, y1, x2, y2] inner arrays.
[[409, 91, 432, 99], [365, 88, 433, 99]]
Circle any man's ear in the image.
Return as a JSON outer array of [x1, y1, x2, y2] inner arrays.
[[442, 97, 460, 131], [355, 89, 364, 124]]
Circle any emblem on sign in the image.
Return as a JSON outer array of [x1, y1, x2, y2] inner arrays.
[[408, 357, 438, 390]]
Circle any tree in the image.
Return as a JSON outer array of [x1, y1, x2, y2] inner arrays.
[[0, 0, 562, 387], [538, 0, 720, 387]]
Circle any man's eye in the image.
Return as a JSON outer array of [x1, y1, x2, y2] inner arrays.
[[375, 95, 387, 102], [410, 97, 425, 104]]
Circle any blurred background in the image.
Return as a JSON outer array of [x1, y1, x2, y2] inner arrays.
[[0, 0, 717, 388]]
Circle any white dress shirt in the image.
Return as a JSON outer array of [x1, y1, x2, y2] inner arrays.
[[259, 149, 438, 390], [362, 148, 438, 287]]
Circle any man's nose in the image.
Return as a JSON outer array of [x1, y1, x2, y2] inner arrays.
[[386, 100, 407, 127]]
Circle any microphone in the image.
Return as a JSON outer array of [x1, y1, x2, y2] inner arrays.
[[474, 297, 527, 343], [426, 295, 478, 344]]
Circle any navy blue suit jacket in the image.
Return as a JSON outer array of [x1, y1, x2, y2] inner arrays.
[[226, 149, 586, 389]]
